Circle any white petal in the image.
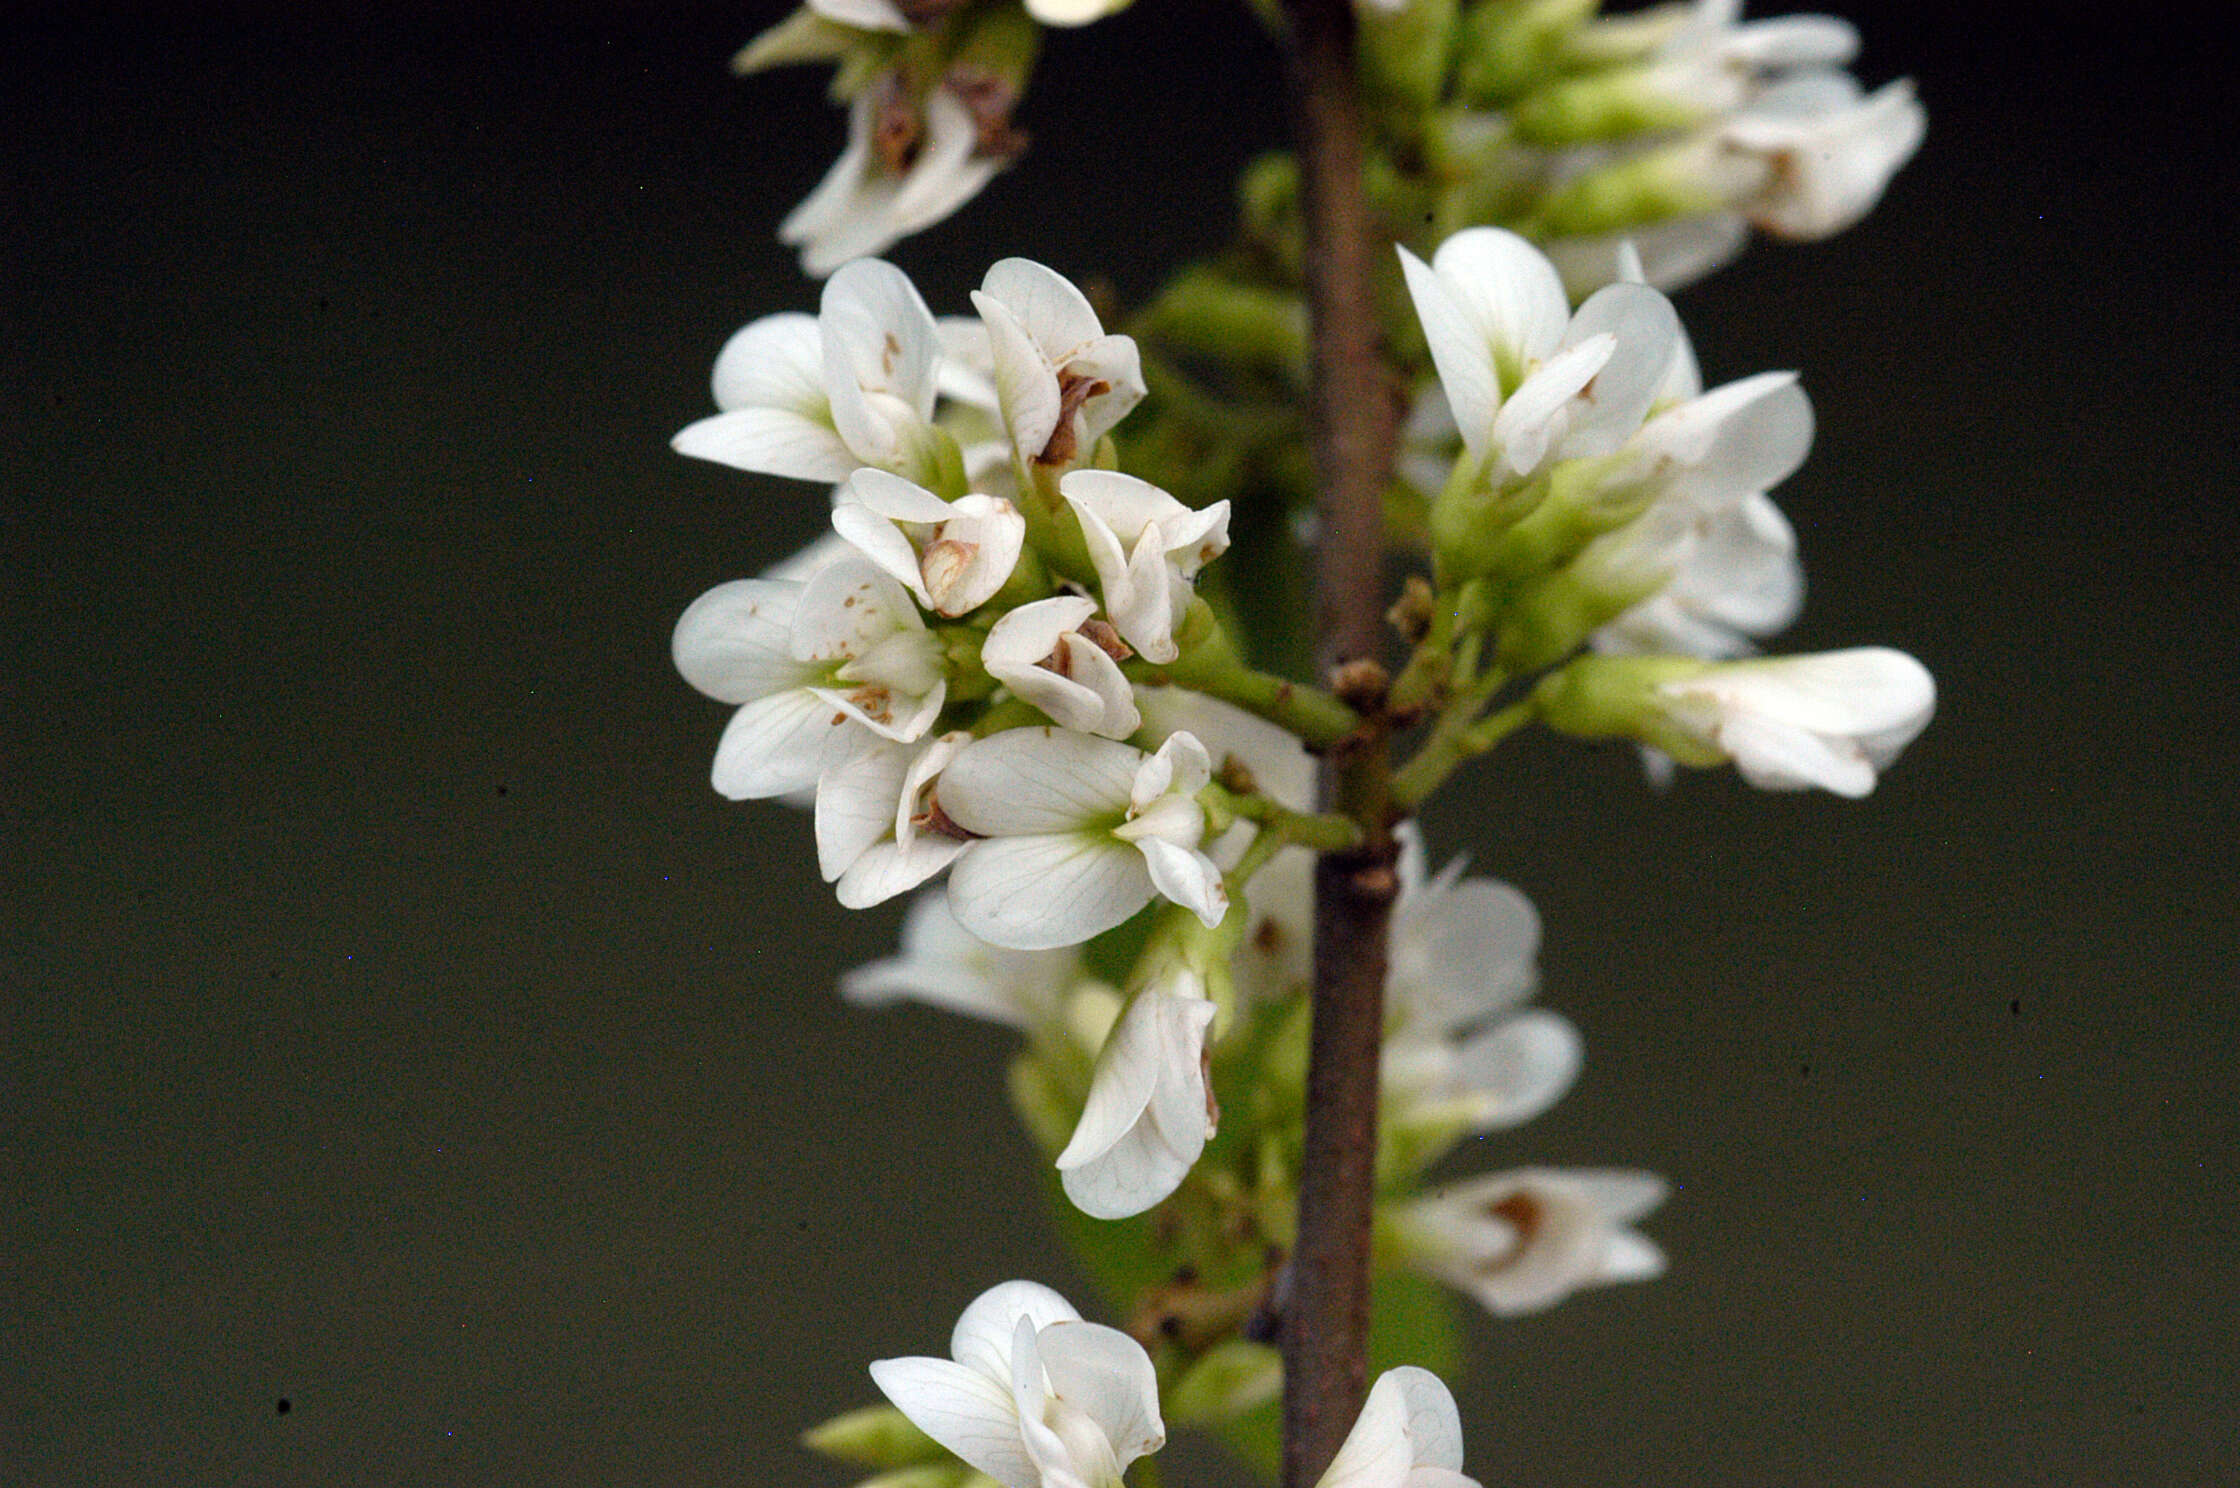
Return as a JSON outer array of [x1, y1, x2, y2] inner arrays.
[[1598, 1228, 1668, 1283], [710, 312, 827, 414], [1560, 282, 1681, 459], [890, 91, 1001, 235], [985, 594, 1101, 666], [926, 495, 1027, 615], [810, 0, 913, 32], [975, 291, 1062, 463], [711, 688, 861, 800], [835, 835, 968, 909], [823, 258, 941, 462], [1136, 838, 1228, 929], [832, 500, 938, 609], [846, 466, 958, 523], [792, 559, 924, 663], [947, 835, 1154, 950], [1390, 876, 1540, 1028], [672, 579, 809, 704], [1675, 648, 1936, 762], [1316, 1367, 1467, 1488], [869, 1356, 1037, 1488], [816, 738, 914, 881], [1570, 1169, 1670, 1226], [1058, 990, 1216, 1218], [671, 407, 858, 484], [1451, 1011, 1583, 1128], [982, 258, 1107, 366], [985, 599, 1139, 737], [1492, 334, 1614, 474], [1428, 227, 1570, 375], [839, 890, 1067, 1028], [1061, 469, 1186, 540], [780, 95, 877, 251], [940, 728, 1141, 836], [951, 1280, 1081, 1379], [1399, 245, 1499, 467], [1037, 1320, 1166, 1466]]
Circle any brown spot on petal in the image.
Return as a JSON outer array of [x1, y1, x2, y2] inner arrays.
[[846, 685, 894, 725], [872, 81, 925, 178], [946, 66, 1029, 161], [1078, 618, 1131, 661], [1034, 371, 1113, 466], [1202, 1045, 1221, 1132], [1486, 1190, 1546, 1266], [911, 787, 981, 842], [920, 537, 979, 612]]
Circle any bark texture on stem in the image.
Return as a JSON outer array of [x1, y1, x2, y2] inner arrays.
[[1276, 0, 1402, 1485]]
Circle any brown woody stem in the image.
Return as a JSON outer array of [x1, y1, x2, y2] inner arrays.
[[1275, 0, 1402, 1485]]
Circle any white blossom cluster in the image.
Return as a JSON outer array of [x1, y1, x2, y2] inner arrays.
[[1398, 224, 1935, 795], [1500, 0, 1929, 292], [672, 256, 1238, 951], [674, 2, 1937, 1482], [864, 1278, 1479, 1488]]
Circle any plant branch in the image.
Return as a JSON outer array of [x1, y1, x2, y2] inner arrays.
[[1276, 0, 1402, 1485]]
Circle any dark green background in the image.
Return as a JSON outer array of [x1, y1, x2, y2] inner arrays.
[[7, 3, 2234, 1484]]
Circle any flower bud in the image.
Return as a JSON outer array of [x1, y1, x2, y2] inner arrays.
[[802, 1404, 946, 1469], [1165, 1340, 1283, 1426]]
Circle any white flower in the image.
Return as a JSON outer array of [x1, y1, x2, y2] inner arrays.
[[807, 0, 917, 32], [1656, 647, 1935, 797], [1641, 0, 1861, 117], [869, 1280, 1165, 1488], [1395, 1168, 1667, 1317], [841, 890, 1079, 1030], [1381, 826, 1582, 1136], [972, 259, 1146, 467], [1570, 368, 1813, 657], [1316, 1367, 1481, 1488], [672, 258, 943, 484], [1588, 490, 1803, 660], [815, 731, 974, 908], [834, 468, 1027, 618], [1543, 213, 1751, 299], [939, 729, 1228, 950], [1057, 969, 1218, 1219], [1715, 72, 1926, 240], [1025, 0, 1135, 24], [983, 596, 1143, 739], [672, 556, 946, 800], [1061, 471, 1230, 665], [1398, 227, 1680, 477], [782, 77, 1010, 277]]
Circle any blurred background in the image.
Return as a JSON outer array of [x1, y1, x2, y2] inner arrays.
[[6, 2, 2234, 1484]]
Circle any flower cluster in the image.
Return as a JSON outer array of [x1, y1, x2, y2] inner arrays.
[[1393, 225, 1934, 796], [673, 230, 1930, 1439], [671, 1, 1935, 1476], [827, 1280, 1479, 1488], [1416, 0, 1929, 292]]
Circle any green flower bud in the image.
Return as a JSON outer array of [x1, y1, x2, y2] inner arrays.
[[1525, 138, 1728, 239], [1456, 0, 1599, 106], [801, 1404, 945, 1470], [1508, 66, 1711, 145], [1166, 1339, 1284, 1426], [1532, 653, 1725, 762], [1361, 0, 1462, 113]]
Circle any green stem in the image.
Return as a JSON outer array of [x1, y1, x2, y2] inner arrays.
[[1390, 693, 1539, 808], [1135, 602, 1361, 748]]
